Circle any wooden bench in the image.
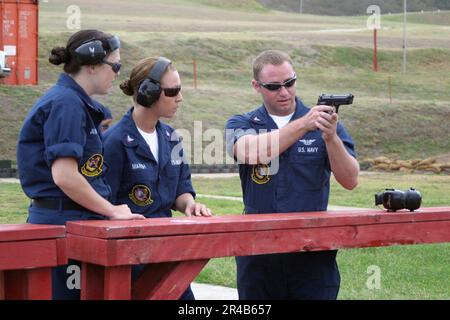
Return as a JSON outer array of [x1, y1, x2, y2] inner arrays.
[[0, 224, 67, 299], [66, 207, 450, 300]]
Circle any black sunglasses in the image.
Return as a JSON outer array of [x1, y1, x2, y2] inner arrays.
[[162, 86, 181, 97], [258, 74, 297, 91], [102, 60, 122, 74]]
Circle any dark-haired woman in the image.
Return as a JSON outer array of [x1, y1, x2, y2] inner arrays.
[[103, 57, 212, 300], [17, 29, 145, 300]]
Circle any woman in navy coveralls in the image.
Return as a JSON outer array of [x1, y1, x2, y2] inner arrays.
[[103, 57, 212, 300], [16, 29, 145, 300]]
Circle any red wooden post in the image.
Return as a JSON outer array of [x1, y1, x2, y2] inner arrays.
[[373, 29, 378, 72], [26, 268, 52, 299], [4, 268, 52, 299], [132, 259, 209, 300], [81, 263, 132, 300], [81, 262, 105, 300], [0, 224, 66, 300], [103, 266, 132, 300]]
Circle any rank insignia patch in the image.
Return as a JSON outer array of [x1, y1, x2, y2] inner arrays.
[[129, 184, 154, 206], [81, 154, 103, 177], [251, 164, 270, 185]]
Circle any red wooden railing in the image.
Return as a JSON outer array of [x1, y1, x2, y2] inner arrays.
[[0, 224, 66, 299], [65, 207, 450, 300]]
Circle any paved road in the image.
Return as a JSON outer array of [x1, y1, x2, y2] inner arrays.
[[192, 282, 238, 300]]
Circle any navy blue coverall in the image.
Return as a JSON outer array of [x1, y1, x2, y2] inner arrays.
[[17, 73, 110, 299], [225, 97, 356, 300], [103, 107, 196, 300]]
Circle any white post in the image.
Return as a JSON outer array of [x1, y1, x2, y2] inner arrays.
[[299, 0, 303, 14], [403, 0, 407, 73]]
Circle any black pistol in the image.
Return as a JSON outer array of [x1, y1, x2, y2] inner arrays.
[[317, 93, 354, 114]]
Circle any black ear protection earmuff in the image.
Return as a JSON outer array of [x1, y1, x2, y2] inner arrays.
[[73, 35, 120, 65], [136, 57, 172, 108]]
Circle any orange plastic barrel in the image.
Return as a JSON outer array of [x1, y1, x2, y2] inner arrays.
[[0, 0, 38, 85]]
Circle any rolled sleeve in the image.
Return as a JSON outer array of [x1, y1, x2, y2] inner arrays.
[[45, 142, 84, 167], [43, 97, 87, 166]]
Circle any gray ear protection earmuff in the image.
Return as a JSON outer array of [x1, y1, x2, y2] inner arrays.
[[136, 57, 172, 108], [73, 35, 120, 65]]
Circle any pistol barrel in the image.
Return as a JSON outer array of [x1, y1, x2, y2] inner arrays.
[[317, 93, 354, 113]]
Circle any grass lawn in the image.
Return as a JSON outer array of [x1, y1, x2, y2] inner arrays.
[[192, 171, 450, 208], [1, 171, 449, 299]]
